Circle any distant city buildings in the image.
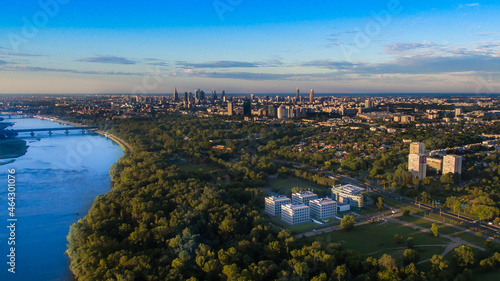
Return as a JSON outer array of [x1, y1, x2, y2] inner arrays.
[[296, 87, 300, 100], [227, 101, 233, 116], [265, 195, 291, 216], [443, 155, 463, 175], [309, 89, 314, 103], [281, 203, 310, 225], [309, 197, 337, 219], [331, 184, 364, 209]]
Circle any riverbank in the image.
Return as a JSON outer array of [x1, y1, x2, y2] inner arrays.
[[34, 115, 133, 153]]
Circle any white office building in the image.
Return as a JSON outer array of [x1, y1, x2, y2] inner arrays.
[[309, 198, 337, 220], [292, 191, 318, 206], [265, 195, 291, 216], [443, 155, 463, 175], [331, 184, 364, 209], [281, 203, 310, 225]]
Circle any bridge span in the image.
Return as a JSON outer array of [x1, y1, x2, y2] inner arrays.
[[0, 126, 98, 137]]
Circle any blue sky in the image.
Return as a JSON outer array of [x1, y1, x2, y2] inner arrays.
[[0, 0, 499, 94]]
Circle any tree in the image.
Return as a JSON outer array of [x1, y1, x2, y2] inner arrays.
[[406, 237, 414, 249], [440, 173, 455, 185], [376, 197, 385, 210], [403, 249, 419, 265], [453, 245, 475, 269], [402, 209, 410, 216], [430, 223, 439, 237], [394, 234, 403, 245], [340, 215, 355, 232]]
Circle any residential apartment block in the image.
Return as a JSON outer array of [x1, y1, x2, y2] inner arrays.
[[281, 203, 310, 225], [265, 195, 291, 216]]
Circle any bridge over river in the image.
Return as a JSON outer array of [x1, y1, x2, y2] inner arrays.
[[0, 126, 98, 137]]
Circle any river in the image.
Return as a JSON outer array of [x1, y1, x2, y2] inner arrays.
[[0, 116, 124, 280]]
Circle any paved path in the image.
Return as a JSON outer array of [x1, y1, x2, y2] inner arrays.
[[387, 217, 485, 260]]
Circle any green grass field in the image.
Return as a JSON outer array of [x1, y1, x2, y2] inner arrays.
[[472, 269, 500, 281], [303, 221, 450, 262], [268, 177, 329, 197], [398, 215, 487, 248]]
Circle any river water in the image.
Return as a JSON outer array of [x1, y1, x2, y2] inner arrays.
[[0, 116, 124, 280]]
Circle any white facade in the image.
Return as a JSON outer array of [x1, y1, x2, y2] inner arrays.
[[281, 203, 310, 225], [309, 198, 337, 219], [265, 195, 291, 216], [408, 153, 427, 180], [443, 155, 463, 175], [410, 142, 425, 154], [292, 191, 318, 206], [331, 184, 364, 209]]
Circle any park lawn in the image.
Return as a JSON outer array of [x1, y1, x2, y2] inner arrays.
[[303, 221, 450, 255], [268, 177, 329, 197], [473, 269, 500, 281], [177, 163, 220, 173], [398, 216, 487, 248], [371, 245, 445, 263], [384, 198, 421, 213]]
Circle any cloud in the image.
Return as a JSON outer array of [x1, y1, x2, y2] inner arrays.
[[0, 51, 46, 57], [176, 60, 259, 68], [3, 65, 143, 75], [470, 32, 500, 37], [459, 3, 480, 8], [78, 56, 136, 65], [301, 53, 500, 75], [0, 60, 8, 65], [146, 61, 169, 67], [385, 41, 443, 53]]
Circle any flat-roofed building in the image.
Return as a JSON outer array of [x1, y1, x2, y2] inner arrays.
[[410, 142, 425, 154], [409, 153, 427, 180], [309, 198, 337, 220], [265, 195, 291, 216], [292, 191, 318, 206], [281, 203, 310, 225], [331, 184, 364, 209], [443, 155, 463, 175], [426, 157, 442, 173]]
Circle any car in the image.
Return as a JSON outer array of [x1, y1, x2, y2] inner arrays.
[[472, 221, 477, 224], [488, 222, 493, 225]]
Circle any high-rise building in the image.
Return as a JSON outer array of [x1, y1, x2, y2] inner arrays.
[[309, 198, 337, 219], [267, 105, 277, 118], [265, 195, 291, 216], [173, 87, 179, 101], [309, 89, 314, 103], [211, 90, 217, 101], [296, 87, 300, 100], [410, 142, 425, 154], [243, 98, 252, 117], [227, 101, 233, 116], [365, 98, 372, 109], [277, 105, 286, 119], [443, 155, 463, 175], [281, 203, 310, 225], [221, 90, 226, 102], [292, 191, 318, 206], [408, 153, 427, 180], [456, 108, 462, 116]]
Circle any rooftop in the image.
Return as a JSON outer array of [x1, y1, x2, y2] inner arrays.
[[333, 184, 365, 195]]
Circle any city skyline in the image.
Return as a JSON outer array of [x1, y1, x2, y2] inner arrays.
[[1, 1, 500, 94]]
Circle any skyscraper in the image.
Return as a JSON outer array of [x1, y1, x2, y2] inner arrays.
[[296, 87, 300, 100], [243, 98, 252, 117], [227, 101, 233, 116], [365, 98, 372, 109], [221, 90, 226, 102], [443, 155, 463, 174], [211, 90, 217, 101], [173, 87, 179, 101], [309, 89, 314, 103]]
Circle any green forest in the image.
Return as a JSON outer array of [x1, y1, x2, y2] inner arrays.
[[66, 114, 500, 280]]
